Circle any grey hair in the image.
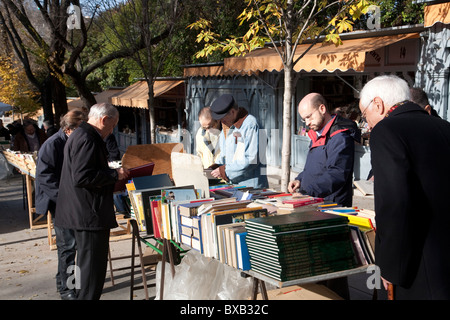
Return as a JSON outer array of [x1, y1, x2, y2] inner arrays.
[[88, 103, 119, 120], [359, 75, 410, 109], [60, 107, 88, 130]]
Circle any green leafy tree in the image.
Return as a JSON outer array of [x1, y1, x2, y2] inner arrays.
[[190, 0, 373, 191], [89, 0, 183, 143], [378, 0, 424, 27], [0, 0, 68, 125]]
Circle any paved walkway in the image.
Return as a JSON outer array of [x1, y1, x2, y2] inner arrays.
[[0, 173, 153, 300], [0, 173, 385, 300]]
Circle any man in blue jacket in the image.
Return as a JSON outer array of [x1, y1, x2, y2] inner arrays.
[[288, 93, 360, 207], [209, 94, 268, 189]]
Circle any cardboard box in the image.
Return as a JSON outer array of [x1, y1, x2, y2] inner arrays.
[[255, 284, 343, 300]]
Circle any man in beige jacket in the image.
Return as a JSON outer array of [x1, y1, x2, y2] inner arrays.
[[196, 106, 221, 168]]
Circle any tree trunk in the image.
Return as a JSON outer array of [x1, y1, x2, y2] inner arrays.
[[41, 75, 54, 124], [280, 1, 294, 193], [69, 72, 97, 108], [52, 75, 68, 128], [280, 66, 293, 192], [147, 78, 156, 144]]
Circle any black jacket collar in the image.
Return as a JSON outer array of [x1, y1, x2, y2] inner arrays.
[[389, 101, 428, 117]]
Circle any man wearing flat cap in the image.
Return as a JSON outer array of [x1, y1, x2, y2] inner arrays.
[[209, 94, 268, 189]]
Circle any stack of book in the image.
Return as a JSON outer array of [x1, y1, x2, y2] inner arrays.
[[177, 198, 267, 270], [275, 196, 325, 214], [244, 210, 358, 281], [125, 173, 176, 233], [209, 185, 287, 200], [320, 207, 376, 266]]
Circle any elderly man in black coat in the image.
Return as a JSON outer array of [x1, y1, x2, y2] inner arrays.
[[359, 75, 450, 299], [55, 103, 129, 300]]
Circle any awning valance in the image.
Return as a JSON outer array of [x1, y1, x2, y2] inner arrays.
[[184, 64, 226, 77], [109, 80, 184, 109], [224, 32, 420, 74], [424, 2, 450, 27]]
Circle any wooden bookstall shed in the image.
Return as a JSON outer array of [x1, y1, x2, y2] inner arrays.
[[415, 1, 450, 120], [109, 79, 187, 153], [183, 28, 423, 182]]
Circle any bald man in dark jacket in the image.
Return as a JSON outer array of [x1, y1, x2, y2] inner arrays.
[[288, 93, 360, 207]]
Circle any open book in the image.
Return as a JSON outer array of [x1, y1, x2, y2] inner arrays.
[[114, 162, 155, 192]]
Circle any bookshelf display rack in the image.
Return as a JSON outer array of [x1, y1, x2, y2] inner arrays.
[[1, 150, 47, 230]]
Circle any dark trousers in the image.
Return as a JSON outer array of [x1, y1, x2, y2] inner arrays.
[[74, 229, 110, 300], [54, 226, 76, 295], [51, 207, 77, 297]]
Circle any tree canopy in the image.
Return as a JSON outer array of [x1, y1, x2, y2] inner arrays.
[[0, 56, 41, 116]]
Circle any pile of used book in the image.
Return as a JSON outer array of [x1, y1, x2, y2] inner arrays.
[[244, 210, 358, 281]]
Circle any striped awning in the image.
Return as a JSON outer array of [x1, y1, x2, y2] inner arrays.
[[223, 33, 420, 74], [109, 80, 184, 109], [424, 2, 450, 27]]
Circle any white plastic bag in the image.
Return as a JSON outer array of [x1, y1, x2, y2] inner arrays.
[[0, 153, 13, 180], [155, 250, 253, 300]]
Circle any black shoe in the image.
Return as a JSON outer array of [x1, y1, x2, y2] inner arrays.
[[56, 278, 62, 293], [60, 291, 77, 300]]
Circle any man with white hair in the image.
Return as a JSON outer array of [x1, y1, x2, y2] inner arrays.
[[55, 103, 129, 300], [359, 75, 450, 299]]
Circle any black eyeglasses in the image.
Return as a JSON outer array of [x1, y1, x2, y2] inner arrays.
[[360, 99, 373, 122], [300, 108, 320, 123]]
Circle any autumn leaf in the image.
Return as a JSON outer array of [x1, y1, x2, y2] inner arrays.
[[0, 56, 40, 116]]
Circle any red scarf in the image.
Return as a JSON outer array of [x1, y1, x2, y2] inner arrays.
[[385, 100, 408, 118], [308, 115, 349, 148]]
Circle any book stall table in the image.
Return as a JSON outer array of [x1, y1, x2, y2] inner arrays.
[[238, 198, 379, 300], [1, 150, 44, 228], [245, 265, 373, 300], [127, 221, 187, 300], [1, 149, 60, 250], [127, 202, 189, 300], [126, 181, 378, 300], [121, 149, 381, 300], [155, 189, 379, 300]]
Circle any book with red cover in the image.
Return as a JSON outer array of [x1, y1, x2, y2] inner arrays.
[[267, 193, 292, 198], [150, 200, 162, 238], [279, 197, 324, 208], [114, 162, 155, 192]]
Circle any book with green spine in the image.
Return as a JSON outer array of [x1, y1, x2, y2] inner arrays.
[[244, 210, 358, 282]]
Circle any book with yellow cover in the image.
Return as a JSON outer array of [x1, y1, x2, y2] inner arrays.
[[125, 182, 135, 192], [134, 192, 146, 232], [324, 211, 375, 230], [127, 190, 138, 220]]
